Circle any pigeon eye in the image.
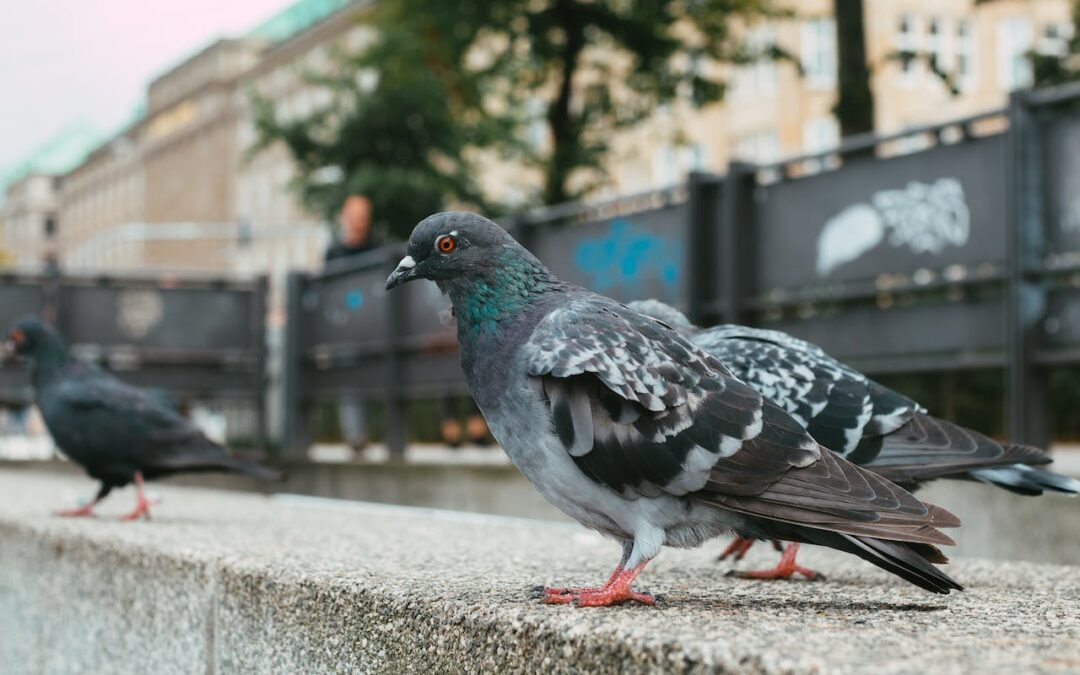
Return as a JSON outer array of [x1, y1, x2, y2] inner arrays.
[[436, 235, 457, 254], [9, 329, 24, 345]]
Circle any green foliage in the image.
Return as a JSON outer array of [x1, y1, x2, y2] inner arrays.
[[254, 0, 782, 223], [1031, 2, 1080, 88], [462, 0, 782, 204], [250, 4, 507, 239]]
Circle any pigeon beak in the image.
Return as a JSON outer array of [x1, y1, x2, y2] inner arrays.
[[385, 255, 418, 291]]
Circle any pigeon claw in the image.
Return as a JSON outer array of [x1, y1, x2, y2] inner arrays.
[[717, 535, 756, 561], [538, 585, 611, 604], [725, 543, 823, 581], [55, 504, 97, 518], [540, 563, 655, 608]]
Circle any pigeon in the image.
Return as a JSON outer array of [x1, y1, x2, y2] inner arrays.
[[629, 299, 1080, 579], [386, 212, 962, 606], [5, 317, 283, 520]]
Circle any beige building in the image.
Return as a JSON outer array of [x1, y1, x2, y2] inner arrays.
[[58, 125, 146, 270], [1, 174, 59, 269], [21, 0, 1071, 277], [599, 0, 1071, 196]]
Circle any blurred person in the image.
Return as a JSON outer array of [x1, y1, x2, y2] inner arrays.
[[325, 194, 380, 264], [439, 395, 493, 448], [326, 194, 381, 451]]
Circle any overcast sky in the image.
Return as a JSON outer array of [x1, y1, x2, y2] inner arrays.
[[0, 0, 292, 175]]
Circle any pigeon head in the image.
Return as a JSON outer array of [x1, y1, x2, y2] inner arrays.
[[386, 212, 560, 335], [6, 316, 68, 363], [626, 300, 695, 335], [385, 211, 525, 291]]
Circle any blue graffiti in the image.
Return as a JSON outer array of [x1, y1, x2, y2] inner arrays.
[[573, 219, 681, 296], [345, 289, 364, 310]]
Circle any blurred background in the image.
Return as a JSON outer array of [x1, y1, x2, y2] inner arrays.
[[1, 0, 1078, 562]]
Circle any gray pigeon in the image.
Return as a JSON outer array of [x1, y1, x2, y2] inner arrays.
[[387, 212, 962, 606], [629, 299, 1079, 579], [5, 317, 282, 520]]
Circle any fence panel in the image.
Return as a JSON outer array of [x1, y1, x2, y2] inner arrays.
[[530, 203, 690, 307], [0, 277, 47, 404], [751, 134, 1009, 294]]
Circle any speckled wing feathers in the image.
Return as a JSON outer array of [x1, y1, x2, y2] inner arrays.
[[522, 298, 958, 546]]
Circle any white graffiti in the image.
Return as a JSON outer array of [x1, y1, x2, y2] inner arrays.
[[815, 204, 884, 276], [816, 178, 970, 276], [116, 289, 165, 339]]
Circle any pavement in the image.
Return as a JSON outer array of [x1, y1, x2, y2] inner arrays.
[[0, 470, 1077, 674]]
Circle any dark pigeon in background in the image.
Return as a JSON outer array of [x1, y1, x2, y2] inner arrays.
[[386, 212, 963, 607], [5, 317, 282, 520], [630, 299, 1080, 578]]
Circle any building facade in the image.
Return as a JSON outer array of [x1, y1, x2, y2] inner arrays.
[[1, 174, 59, 269], [10, 0, 1069, 276]]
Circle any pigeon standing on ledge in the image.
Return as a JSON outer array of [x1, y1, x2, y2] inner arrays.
[[5, 317, 283, 520], [629, 299, 1080, 580], [387, 212, 962, 606]]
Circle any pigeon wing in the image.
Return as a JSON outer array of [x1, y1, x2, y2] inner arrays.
[[694, 325, 919, 459], [522, 298, 958, 544]]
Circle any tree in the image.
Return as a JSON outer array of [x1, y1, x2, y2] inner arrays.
[[1031, 1, 1080, 87], [462, 0, 782, 205], [251, 3, 508, 239], [832, 0, 874, 138]]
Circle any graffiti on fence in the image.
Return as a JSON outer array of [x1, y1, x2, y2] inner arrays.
[[816, 178, 971, 276], [573, 219, 681, 297]]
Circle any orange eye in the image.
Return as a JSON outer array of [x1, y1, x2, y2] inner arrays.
[[9, 329, 24, 345], [436, 235, 457, 254]]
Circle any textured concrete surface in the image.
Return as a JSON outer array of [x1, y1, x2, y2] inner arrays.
[[0, 470, 1077, 675], [8, 454, 1080, 565]]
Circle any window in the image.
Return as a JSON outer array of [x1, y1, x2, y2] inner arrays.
[[803, 116, 840, 154], [1039, 23, 1074, 57], [998, 18, 1034, 91], [927, 17, 947, 73], [734, 26, 777, 98], [802, 18, 837, 89], [896, 14, 918, 80], [734, 131, 779, 164], [652, 145, 679, 187], [955, 19, 976, 90]]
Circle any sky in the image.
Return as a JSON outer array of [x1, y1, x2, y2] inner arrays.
[[0, 0, 293, 176]]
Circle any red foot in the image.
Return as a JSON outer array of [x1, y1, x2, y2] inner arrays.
[[120, 497, 152, 522], [55, 504, 97, 518], [119, 472, 152, 522], [542, 564, 654, 607], [726, 543, 823, 581], [718, 535, 756, 561]]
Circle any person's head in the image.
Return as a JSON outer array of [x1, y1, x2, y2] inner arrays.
[[340, 195, 373, 246]]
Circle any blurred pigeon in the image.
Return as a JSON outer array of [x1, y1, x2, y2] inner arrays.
[[387, 212, 962, 606], [5, 317, 282, 520], [630, 299, 1080, 579]]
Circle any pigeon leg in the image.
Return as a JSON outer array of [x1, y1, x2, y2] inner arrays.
[[55, 483, 112, 518], [119, 472, 152, 522], [717, 535, 757, 561], [726, 543, 823, 581], [573, 562, 655, 607], [539, 541, 631, 602]]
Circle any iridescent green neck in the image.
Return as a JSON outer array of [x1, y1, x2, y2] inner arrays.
[[445, 252, 557, 336]]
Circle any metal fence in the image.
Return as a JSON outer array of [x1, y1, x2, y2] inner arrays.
[[281, 86, 1080, 456], [0, 272, 268, 446]]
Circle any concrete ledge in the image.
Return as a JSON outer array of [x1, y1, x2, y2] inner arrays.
[[0, 471, 1078, 674]]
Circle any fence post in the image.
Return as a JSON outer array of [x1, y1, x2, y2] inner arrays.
[[1005, 91, 1050, 447], [687, 172, 722, 325], [281, 271, 308, 459], [252, 275, 270, 457], [718, 162, 756, 326], [384, 270, 407, 460]]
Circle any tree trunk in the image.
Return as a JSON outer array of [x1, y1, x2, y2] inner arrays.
[[544, 0, 585, 205], [833, 0, 874, 138]]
